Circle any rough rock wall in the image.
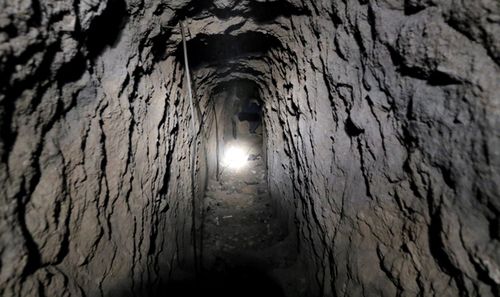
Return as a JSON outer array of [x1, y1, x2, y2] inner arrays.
[[142, 0, 500, 295], [1, 0, 499, 296], [0, 0, 207, 296], [260, 0, 500, 296]]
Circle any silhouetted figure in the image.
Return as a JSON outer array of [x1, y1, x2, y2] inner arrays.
[[238, 99, 261, 134]]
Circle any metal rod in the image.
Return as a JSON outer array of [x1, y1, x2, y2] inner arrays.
[[180, 21, 197, 127], [212, 101, 220, 181], [180, 20, 200, 274]]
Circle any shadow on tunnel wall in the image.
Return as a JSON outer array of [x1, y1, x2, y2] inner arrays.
[[86, 0, 129, 60]]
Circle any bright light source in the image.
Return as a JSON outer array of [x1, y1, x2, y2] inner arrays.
[[222, 145, 248, 170]]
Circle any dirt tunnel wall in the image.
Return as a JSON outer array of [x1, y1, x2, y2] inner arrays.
[[1, 0, 499, 296]]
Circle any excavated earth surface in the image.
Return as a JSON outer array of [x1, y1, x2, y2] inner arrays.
[[203, 157, 287, 260], [200, 134, 303, 297], [1, 0, 499, 297], [167, 133, 305, 297]]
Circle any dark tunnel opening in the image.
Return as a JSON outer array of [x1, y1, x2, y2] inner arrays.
[[189, 77, 297, 297], [212, 79, 264, 137]]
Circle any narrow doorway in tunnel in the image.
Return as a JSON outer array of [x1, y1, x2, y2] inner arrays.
[[190, 80, 302, 297]]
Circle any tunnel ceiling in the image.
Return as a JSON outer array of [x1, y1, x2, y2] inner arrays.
[[176, 32, 282, 70], [163, 0, 305, 99], [211, 79, 261, 100]]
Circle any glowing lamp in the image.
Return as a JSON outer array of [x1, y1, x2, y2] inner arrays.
[[221, 145, 248, 170]]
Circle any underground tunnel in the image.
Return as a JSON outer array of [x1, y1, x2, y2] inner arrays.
[[0, 0, 499, 297]]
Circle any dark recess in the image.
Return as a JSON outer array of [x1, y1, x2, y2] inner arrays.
[[490, 216, 500, 240], [404, 1, 432, 15], [247, 0, 309, 22], [29, 0, 42, 27], [86, 0, 129, 60], [151, 29, 174, 63], [345, 117, 364, 137], [212, 79, 261, 101], [56, 53, 87, 85], [164, 266, 285, 297], [106, 265, 285, 297], [176, 32, 281, 69], [427, 71, 461, 86]]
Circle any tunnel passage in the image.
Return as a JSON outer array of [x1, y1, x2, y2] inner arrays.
[[211, 80, 263, 140], [1, 1, 499, 297], [195, 75, 300, 296]]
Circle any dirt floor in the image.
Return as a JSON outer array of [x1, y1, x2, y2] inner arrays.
[[199, 134, 306, 297], [164, 133, 306, 297]]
